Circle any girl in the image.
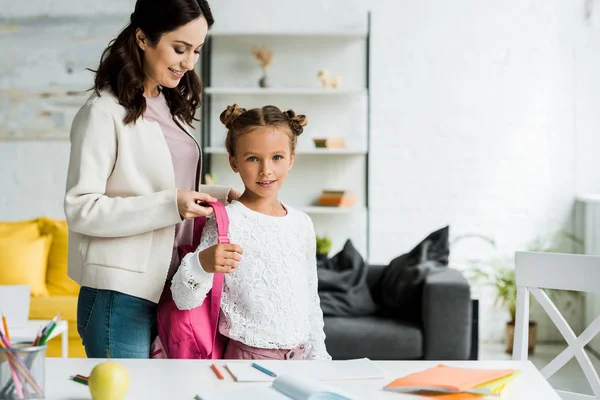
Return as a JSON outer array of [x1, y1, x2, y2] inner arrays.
[[64, 0, 240, 358], [171, 104, 331, 360]]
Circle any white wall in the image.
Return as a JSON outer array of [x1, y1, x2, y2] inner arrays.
[[573, 1, 600, 196], [2, 0, 600, 341]]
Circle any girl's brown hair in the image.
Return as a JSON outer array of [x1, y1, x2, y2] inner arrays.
[[91, 0, 214, 126], [220, 104, 308, 156]]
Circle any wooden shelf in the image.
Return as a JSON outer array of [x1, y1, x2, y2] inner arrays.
[[204, 87, 367, 96], [300, 206, 366, 215], [204, 147, 367, 155]]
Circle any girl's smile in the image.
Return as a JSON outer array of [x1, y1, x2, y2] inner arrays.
[[257, 179, 277, 188]]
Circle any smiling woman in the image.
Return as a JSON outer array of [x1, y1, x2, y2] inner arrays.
[[92, 0, 213, 124], [64, 0, 242, 360]]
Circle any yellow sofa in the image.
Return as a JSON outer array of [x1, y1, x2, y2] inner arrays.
[[0, 217, 86, 358]]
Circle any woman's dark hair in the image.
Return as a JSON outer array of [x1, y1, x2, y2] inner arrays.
[[220, 104, 308, 156], [91, 0, 214, 125]]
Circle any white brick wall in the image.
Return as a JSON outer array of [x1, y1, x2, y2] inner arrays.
[[2, 0, 600, 342]]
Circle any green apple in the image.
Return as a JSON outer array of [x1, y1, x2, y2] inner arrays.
[[88, 361, 130, 400]]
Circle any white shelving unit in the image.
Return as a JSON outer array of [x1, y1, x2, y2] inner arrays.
[[199, 13, 371, 258], [204, 87, 367, 96], [300, 206, 368, 215], [204, 147, 367, 155]]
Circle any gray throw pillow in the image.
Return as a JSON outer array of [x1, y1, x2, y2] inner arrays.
[[376, 226, 450, 321]]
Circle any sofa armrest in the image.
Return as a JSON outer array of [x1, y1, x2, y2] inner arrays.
[[422, 268, 472, 360]]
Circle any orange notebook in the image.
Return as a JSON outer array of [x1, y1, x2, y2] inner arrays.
[[384, 364, 517, 395]]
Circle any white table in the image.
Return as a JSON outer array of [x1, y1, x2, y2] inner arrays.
[[44, 359, 560, 399], [10, 320, 68, 358]]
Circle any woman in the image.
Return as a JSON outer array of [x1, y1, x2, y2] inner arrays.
[[64, 0, 239, 358]]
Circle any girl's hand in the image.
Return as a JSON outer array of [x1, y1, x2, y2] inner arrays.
[[227, 188, 242, 204], [198, 244, 243, 273], [177, 190, 217, 220]]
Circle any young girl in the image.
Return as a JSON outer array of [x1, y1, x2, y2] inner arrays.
[[171, 104, 331, 360]]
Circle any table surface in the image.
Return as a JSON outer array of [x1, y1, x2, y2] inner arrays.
[[9, 320, 67, 344], [44, 358, 561, 400]]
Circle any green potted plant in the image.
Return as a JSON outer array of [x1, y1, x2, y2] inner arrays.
[[316, 235, 332, 262], [469, 261, 537, 354], [458, 232, 582, 354]]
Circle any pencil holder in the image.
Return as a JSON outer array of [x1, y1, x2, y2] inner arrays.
[[0, 342, 46, 400]]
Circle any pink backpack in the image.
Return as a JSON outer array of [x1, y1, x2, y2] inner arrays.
[[150, 201, 230, 359]]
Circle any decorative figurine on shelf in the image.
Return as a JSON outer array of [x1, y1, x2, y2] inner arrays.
[[317, 69, 342, 89], [252, 45, 273, 88]]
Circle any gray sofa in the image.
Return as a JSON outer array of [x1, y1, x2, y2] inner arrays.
[[323, 264, 472, 360]]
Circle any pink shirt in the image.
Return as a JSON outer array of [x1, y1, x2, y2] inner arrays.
[[144, 92, 199, 280]]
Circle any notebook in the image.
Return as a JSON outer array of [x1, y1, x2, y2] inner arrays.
[[196, 374, 354, 400], [0, 285, 31, 328], [383, 364, 519, 395], [224, 358, 387, 383], [388, 372, 521, 400]]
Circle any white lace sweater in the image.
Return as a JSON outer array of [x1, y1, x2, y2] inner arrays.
[[171, 201, 331, 360]]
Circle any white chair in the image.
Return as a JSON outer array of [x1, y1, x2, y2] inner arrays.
[[513, 251, 600, 400]]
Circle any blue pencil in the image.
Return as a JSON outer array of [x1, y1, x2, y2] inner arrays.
[[251, 363, 277, 377]]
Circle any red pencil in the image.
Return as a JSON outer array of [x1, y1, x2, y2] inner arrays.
[[210, 363, 224, 380]]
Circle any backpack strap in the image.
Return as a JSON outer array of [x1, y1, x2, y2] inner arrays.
[[210, 201, 230, 245], [190, 201, 230, 247], [202, 201, 229, 354]]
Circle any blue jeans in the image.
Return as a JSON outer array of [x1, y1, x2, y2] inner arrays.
[[77, 286, 157, 358]]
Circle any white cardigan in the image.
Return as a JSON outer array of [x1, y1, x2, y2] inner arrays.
[[64, 90, 230, 303]]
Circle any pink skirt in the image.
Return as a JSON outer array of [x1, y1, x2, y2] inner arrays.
[[224, 339, 306, 360]]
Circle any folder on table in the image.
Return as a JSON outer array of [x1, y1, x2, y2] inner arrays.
[[383, 364, 519, 396]]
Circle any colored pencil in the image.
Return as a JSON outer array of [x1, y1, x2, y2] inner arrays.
[[33, 327, 43, 347], [70, 375, 89, 386], [2, 313, 10, 342], [41, 314, 60, 339], [210, 363, 224, 380], [251, 363, 277, 377], [40, 324, 57, 346]]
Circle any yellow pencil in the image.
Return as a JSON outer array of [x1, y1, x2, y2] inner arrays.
[[2, 313, 10, 342]]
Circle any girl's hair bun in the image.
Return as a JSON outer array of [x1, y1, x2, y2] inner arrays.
[[220, 104, 246, 129], [284, 109, 307, 136]]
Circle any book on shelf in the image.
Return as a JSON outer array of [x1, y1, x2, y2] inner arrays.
[[312, 137, 346, 149], [383, 364, 520, 397], [196, 374, 353, 400], [317, 190, 356, 208]]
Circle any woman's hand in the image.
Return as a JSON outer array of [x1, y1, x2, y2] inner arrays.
[[199, 243, 243, 273], [177, 190, 217, 220], [227, 188, 242, 204]]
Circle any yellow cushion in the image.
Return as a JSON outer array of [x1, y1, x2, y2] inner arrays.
[[0, 236, 51, 296], [39, 217, 79, 296], [0, 219, 40, 239]]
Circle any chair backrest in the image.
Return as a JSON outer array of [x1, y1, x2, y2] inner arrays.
[[513, 251, 600, 400]]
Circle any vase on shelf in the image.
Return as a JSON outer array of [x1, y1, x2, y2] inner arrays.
[[258, 71, 269, 88]]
